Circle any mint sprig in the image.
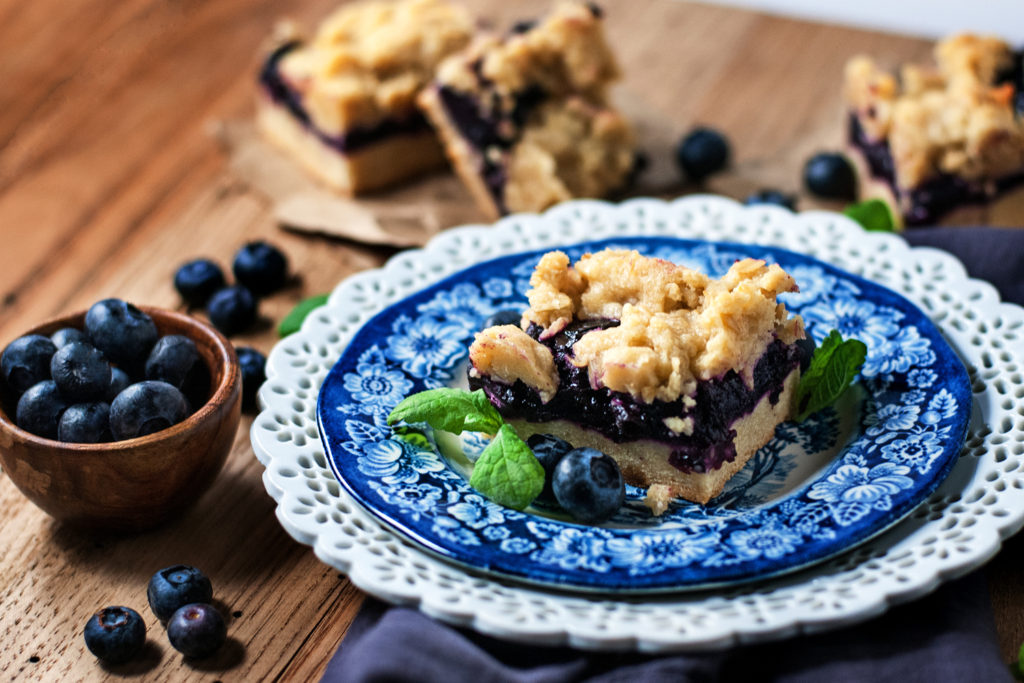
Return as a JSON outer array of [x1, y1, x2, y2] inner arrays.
[[795, 330, 867, 421], [843, 198, 897, 232], [469, 424, 544, 510], [278, 294, 329, 337], [388, 388, 503, 436]]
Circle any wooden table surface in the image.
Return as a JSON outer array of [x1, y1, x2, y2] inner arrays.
[[2, 0, 1022, 679]]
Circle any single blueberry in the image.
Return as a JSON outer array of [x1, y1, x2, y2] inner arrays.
[[803, 152, 857, 200], [207, 286, 257, 337], [235, 346, 266, 411], [16, 381, 69, 439], [145, 335, 200, 389], [174, 259, 226, 307], [50, 341, 112, 402], [552, 447, 625, 524], [483, 309, 522, 329], [166, 603, 226, 659], [675, 127, 730, 182], [1, 335, 57, 395], [59, 402, 111, 443], [147, 565, 214, 621], [796, 335, 817, 372], [51, 327, 88, 349], [84, 299, 159, 368], [526, 433, 574, 505], [105, 367, 131, 403], [109, 381, 189, 440], [83, 606, 146, 664], [232, 241, 288, 297], [745, 189, 796, 211]]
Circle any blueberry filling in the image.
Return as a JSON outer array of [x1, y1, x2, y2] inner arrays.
[[469, 320, 805, 475], [259, 42, 433, 154]]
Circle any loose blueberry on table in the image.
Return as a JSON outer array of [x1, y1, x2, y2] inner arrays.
[[803, 152, 858, 200], [174, 258, 226, 307], [235, 346, 267, 411], [675, 127, 731, 182], [232, 241, 289, 297], [207, 286, 257, 337], [745, 189, 797, 210], [166, 603, 227, 659], [83, 606, 146, 664], [147, 565, 214, 621]]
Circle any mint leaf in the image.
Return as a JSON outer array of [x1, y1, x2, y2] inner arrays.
[[278, 294, 329, 337], [387, 388, 503, 435], [843, 199, 897, 232], [795, 330, 867, 421], [469, 424, 544, 509]]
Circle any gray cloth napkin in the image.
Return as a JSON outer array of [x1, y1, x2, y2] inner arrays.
[[323, 226, 1024, 683]]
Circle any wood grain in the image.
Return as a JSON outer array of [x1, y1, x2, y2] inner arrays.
[[0, 0, 1020, 679]]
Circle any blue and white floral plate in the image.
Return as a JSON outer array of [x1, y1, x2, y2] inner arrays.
[[316, 235, 970, 592], [253, 198, 1024, 649]]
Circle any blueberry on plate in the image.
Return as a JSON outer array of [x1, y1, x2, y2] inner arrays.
[[83, 606, 146, 664], [51, 327, 88, 349], [85, 299, 159, 368], [145, 335, 200, 389], [147, 565, 214, 621], [16, 381, 69, 439], [166, 603, 226, 659], [675, 127, 730, 182], [552, 447, 625, 525], [803, 152, 857, 200], [1, 335, 57, 395], [744, 189, 796, 211], [207, 286, 257, 337], [50, 341, 111, 402], [59, 402, 111, 443], [232, 241, 288, 297], [109, 381, 189, 440], [105, 367, 131, 404], [796, 335, 817, 372], [526, 433, 574, 506], [483, 309, 522, 329], [174, 258, 226, 307], [235, 346, 266, 411]]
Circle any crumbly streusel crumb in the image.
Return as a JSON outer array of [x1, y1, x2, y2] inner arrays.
[[844, 33, 1024, 188], [522, 249, 804, 403], [277, 0, 473, 134], [468, 325, 560, 402], [643, 484, 673, 516]]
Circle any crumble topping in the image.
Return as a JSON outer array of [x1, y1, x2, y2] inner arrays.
[[643, 484, 673, 516], [276, 0, 473, 135], [487, 249, 804, 404], [468, 325, 559, 403], [845, 34, 1024, 189]]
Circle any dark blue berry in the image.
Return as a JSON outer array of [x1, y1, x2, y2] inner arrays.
[[796, 335, 817, 372], [174, 259, 226, 307], [51, 327, 88, 349], [84, 606, 146, 664], [105, 367, 131, 403], [552, 447, 625, 524], [675, 127, 730, 182], [166, 603, 226, 659], [483, 309, 522, 329], [147, 565, 214, 621], [84, 299, 158, 368], [526, 433, 574, 505], [744, 189, 796, 211], [145, 335, 200, 389], [207, 287, 257, 337], [16, 381, 69, 439], [109, 381, 189, 440], [232, 241, 288, 297], [803, 152, 857, 200], [1, 335, 57, 396], [235, 347, 266, 411], [59, 402, 111, 443], [50, 342, 111, 402]]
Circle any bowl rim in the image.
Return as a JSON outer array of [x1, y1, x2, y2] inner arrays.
[[0, 306, 240, 450]]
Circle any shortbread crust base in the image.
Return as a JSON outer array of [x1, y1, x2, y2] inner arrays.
[[510, 368, 800, 506], [847, 145, 1024, 228], [257, 100, 447, 194]]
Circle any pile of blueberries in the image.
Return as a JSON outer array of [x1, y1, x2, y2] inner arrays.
[[2, 299, 207, 442], [672, 127, 858, 209], [84, 565, 226, 663], [529, 434, 625, 525]]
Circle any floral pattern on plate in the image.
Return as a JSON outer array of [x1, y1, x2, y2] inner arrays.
[[318, 237, 971, 591]]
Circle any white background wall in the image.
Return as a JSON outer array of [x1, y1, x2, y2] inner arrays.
[[698, 1, 1024, 43]]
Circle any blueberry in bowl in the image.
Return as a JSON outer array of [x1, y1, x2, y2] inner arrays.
[[0, 306, 241, 531]]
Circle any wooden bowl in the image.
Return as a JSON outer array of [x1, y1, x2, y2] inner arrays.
[[0, 307, 241, 531]]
